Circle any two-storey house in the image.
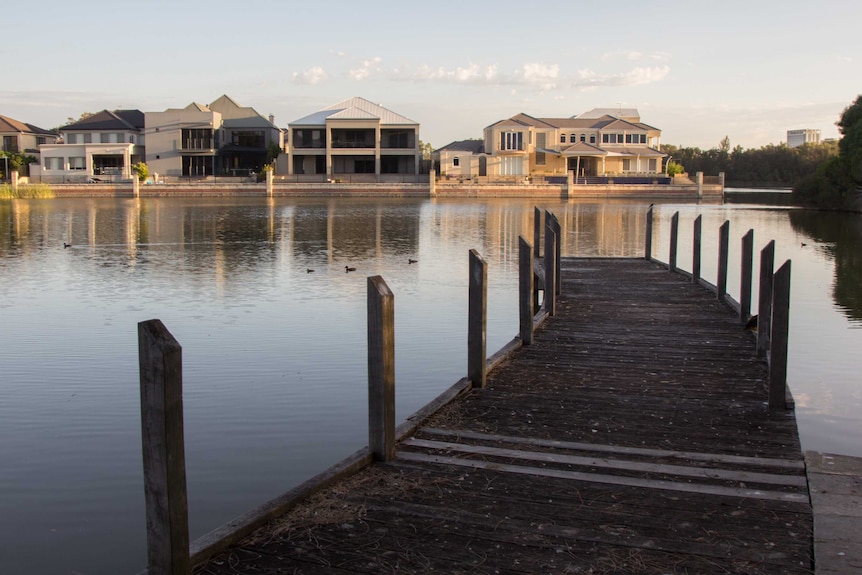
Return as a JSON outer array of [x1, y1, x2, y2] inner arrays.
[[145, 96, 282, 179], [1, 115, 59, 179], [284, 97, 420, 181], [35, 110, 144, 183], [480, 108, 665, 179]]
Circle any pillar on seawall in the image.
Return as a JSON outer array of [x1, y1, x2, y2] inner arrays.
[[566, 170, 573, 200], [133, 175, 140, 197], [696, 171, 703, 196], [266, 169, 273, 197], [11, 171, 19, 193], [429, 169, 436, 197], [719, 172, 726, 191]]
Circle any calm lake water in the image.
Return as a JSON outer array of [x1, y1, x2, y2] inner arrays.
[[1, 195, 860, 574]]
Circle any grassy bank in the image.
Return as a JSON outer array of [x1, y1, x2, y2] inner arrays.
[[0, 184, 55, 199]]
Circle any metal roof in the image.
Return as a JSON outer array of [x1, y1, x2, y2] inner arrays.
[[291, 96, 418, 126], [436, 140, 485, 154]]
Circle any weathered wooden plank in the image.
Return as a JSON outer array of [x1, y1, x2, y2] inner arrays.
[[367, 275, 395, 461], [467, 249, 487, 388], [396, 451, 809, 502]]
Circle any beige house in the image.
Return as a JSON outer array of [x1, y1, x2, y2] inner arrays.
[[1, 115, 59, 179], [481, 108, 665, 180], [145, 96, 282, 178], [434, 140, 485, 180], [284, 97, 420, 181], [35, 110, 144, 183]]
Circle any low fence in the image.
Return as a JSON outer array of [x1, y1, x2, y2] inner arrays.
[[136, 210, 562, 574], [644, 206, 792, 411]]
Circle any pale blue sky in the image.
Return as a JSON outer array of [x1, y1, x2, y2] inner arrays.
[[3, 0, 859, 149]]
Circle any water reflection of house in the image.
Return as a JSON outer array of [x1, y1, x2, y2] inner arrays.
[[145, 95, 283, 179], [435, 108, 666, 182], [283, 97, 421, 182], [35, 110, 144, 183]]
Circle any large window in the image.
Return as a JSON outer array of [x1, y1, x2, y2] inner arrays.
[[292, 129, 325, 148], [625, 134, 647, 144], [181, 129, 214, 150], [381, 130, 415, 149], [44, 157, 63, 170], [500, 156, 523, 175], [231, 131, 265, 148], [331, 129, 374, 148], [69, 157, 86, 170], [500, 131, 523, 151]]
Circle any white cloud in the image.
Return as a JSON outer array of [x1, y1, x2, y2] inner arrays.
[[397, 63, 498, 84], [348, 57, 383, 81], [291, 67, 328, 85], [574, 65, 670, 88], [519, 62, 559, 90], [602, 50, 670, 62]]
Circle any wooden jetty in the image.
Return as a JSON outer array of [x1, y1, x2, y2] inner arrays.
[[138, 209, 812, 574]]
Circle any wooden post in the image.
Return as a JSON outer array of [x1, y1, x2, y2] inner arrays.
[[644, 205, 653, 260], [757, 241, 775, 358], [519, 236, 534, 345], [468, 250, 488, 388], [740, 229, 754, 322], [717, 220, 729, 301], [549, 212, 562, 295], [367, 276, 395, 461], [669, 211, 679, 272], [533, 207, 541, 259], [138, 319, 190, 575], [692, 215, 702, 283], [769, 260, 792, 411], [544, 224, 557, 316]]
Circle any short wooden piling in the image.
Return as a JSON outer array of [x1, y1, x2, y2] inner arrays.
[[367, 276, 395, 461], [740, 229, 754, 322], [769, 260, 792, 411], [692, 215, 702, 283], [138, 319, 190, 575], [468, 250, 488, 388], [518, 236, 534, 345], [644, 205, 653, 260], [550, 212, 562, 295], [757, 241, 775, 358], [717, 220, 730, 301], [669, 211, 679, 272], [533, 207, 541, 259], [544, 224, 557, 316]]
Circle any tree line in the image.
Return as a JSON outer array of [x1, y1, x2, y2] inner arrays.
[[661, 138, 838, 189]]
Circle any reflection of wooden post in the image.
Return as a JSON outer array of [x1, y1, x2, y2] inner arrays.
[[769, 260, 792, 411], [519, 236, 534, 345], [367, 276, 395, 461], [138, 319, 190, 575], [669, 211, 679, 272], [644, 205, 653, 260], [717, 220, 729, 301], [544, 225, 556, 316], [468, 250, 488, 388], [692, 215, 702, 283], [757, 241, 775, 357], [740, 229, 754, 322]]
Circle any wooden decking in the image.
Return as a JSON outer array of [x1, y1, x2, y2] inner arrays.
[[194, 258, 812, 575]]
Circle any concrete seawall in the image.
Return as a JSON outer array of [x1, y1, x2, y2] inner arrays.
[[44, 182, 724, 199]]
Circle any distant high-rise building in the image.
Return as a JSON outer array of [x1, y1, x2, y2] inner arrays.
[[787, 129, 820, 147]]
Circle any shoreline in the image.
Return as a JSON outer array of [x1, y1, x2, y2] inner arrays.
[[14, 181, 726, 200]]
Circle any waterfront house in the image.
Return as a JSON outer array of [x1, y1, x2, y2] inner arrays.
[[0, 115, 59, 178], [433, 139, 486, 180], [34, 110, 144, 183], [480, 108, 666, 180], [283, 97, 421, 181], [145, 96, 282, 179]]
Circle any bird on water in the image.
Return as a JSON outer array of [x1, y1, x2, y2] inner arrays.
[[306, 268, 314, 273], [345, 266, 356, 272], [408, 258, 417, 264], [63, 243, 71, 248]]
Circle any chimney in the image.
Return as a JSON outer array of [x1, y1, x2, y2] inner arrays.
[[269, 114, 275, 125]]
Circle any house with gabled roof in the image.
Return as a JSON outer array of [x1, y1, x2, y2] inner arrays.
[[145, 96, 282, 179], [433, 139, 486, 179], [35, 109, 144, 183], [284, 97, 420, 181], [1, 115, 59, 179], [480, 108, 665, 179]]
